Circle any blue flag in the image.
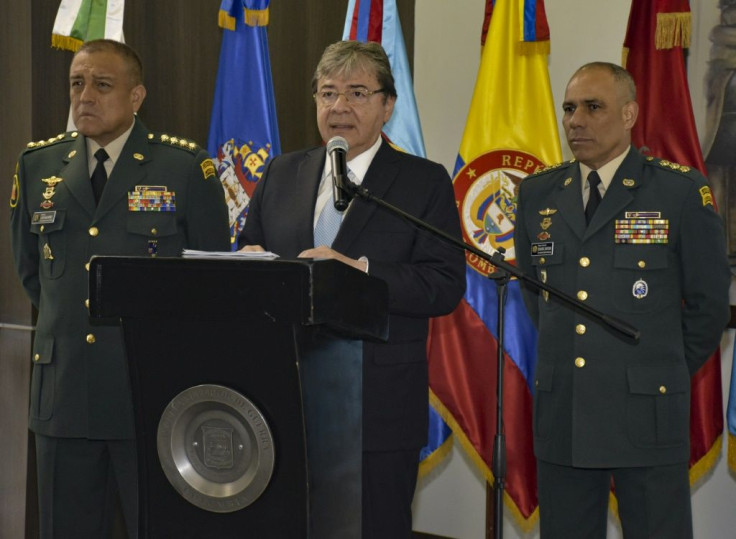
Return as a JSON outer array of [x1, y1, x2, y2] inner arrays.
[[342, 0, 426, 157], [342, 0, 450, 474], [207, 0, 280, 248]]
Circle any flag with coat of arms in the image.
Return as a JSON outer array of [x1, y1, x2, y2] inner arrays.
[[427, 0, 560, 529], [207, 0, 281, 248]]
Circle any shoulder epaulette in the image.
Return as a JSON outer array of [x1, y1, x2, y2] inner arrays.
[[24, 131, 77, 152], [644, 156, 699, 178], [528, 158, 576, 178], [147, 132, 201, 154]]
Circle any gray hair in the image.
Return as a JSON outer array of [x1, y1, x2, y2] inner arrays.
[[311, 41, 397, 99]]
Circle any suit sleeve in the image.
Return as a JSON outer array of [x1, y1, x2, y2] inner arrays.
[[184, 149, 231, 251], [367, 163, 466, 318], [10, 154, 41, 307], [678, 176, 731, 374]]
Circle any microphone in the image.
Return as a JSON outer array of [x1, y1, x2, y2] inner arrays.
[[326, 136, 351, 212]]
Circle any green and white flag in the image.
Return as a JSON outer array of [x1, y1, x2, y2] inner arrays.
[[52, 0, 125, 51]]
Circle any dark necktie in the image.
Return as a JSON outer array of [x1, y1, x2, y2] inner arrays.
[[585, 170, 602, 225], [91, 148, 109, 205]]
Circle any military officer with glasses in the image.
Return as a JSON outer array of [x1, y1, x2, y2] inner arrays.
[[239, 40, 466, 538]]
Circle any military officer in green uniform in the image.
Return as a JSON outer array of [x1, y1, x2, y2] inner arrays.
[[9, 39, 229, 538], [514, 62, 731, 538]]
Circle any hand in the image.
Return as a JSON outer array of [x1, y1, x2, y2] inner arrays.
[[238, 244, 265, 252], [298, 246, 368, 273]]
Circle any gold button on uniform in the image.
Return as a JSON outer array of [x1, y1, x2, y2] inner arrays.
[[575, 357, 586, 368], [84, 299, 90, 309], [579, 257, 590, 268], [86, 334, 96, 344], [539, 257, 546, 265], [34, 354, 40, 362], [151, 228, 158, 236], [89, 227, 99, 237], [576, 324, 586, 335], [659, 385, 667, 394], [85, 263, 90, 271], [577, 291, 588, 301], [638, 260, 646, 268]]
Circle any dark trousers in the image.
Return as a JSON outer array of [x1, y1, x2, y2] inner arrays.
[[537, 459, 692, 539], [35, 435, 138, 539], [362, 449, 421, 539]]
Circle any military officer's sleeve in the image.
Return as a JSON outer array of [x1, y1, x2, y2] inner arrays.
[[184, 149, 230, 251], [678, 175, 731, 375], [9, 155, 41, 307], [514, 177, 539, 326]]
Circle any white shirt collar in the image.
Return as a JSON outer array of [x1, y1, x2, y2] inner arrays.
[[86, 118, 136, 176], [579, 146, 630, 195]]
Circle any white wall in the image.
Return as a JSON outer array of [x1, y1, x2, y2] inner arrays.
[[411, 1, 735, 537]]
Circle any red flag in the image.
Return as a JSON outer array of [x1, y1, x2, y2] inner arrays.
[[623, 0, 724, 484]]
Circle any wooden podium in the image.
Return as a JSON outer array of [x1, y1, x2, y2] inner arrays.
[[88, 256, 388, 539]]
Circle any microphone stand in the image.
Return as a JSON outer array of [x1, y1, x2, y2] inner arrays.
[[343, 180, 640, 538]]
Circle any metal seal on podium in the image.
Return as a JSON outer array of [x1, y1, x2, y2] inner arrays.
[[157, 384, 275, 513]]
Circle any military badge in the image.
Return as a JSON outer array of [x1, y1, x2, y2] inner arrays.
[[632, 279, 648, 299], [129, 186, 176, 212], [699, 186, 713, 207], [10, 164, 19, 209], [200, 158, 216, 180], [454, 149, 545, 276], [615, 218, 668, 244]]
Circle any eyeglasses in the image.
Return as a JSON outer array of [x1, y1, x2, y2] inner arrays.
[[313, 88, 387, 106]]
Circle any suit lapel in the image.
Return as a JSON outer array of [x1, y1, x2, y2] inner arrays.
[[333, 140, 399, 251], [553, 166, 586, 240], [59, 135, 96, 217], [299, 147, 326, 248]]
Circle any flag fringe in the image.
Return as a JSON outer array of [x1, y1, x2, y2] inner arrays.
[[418, 433, 454, 479], [429, 389, 539, 532], [218, 9, 236, 31], [729, 432, 736, 473], [655, 12, 691, 50], [51, 33, 84, 52], [244, 8, 269, 27], [622, 47, 629, 69], [689, 433, 722, 486], [518, 39, 550, 56]]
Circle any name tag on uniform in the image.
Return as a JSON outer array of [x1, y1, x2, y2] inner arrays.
[[531, 242, 554, 256], [32, 211, 57, 224]]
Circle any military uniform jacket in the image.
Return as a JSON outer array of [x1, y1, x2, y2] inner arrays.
[[514, 146, 730, 468], [240, 140, 466, 451], [10, 118, 230, 439]]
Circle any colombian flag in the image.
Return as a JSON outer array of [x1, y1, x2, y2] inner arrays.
[[427, 0, 560, 529]]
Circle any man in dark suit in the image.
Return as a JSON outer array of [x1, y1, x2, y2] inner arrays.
[[514, 62, 731, 538], [9, 40, 230, 538], [239, 40, 466, 538]]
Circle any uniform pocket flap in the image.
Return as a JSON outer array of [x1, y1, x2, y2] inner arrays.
[[531, 243, 564, 267], [614, 245, 667, 270], [30, 210, 65, 234], [32, 336, 54, 365], [627, 364, 688, 395], [126, 213, 177, 237]]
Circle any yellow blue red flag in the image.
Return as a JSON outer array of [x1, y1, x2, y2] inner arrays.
[[427, 0, 560, 528], [207, 0, 280, 248]]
